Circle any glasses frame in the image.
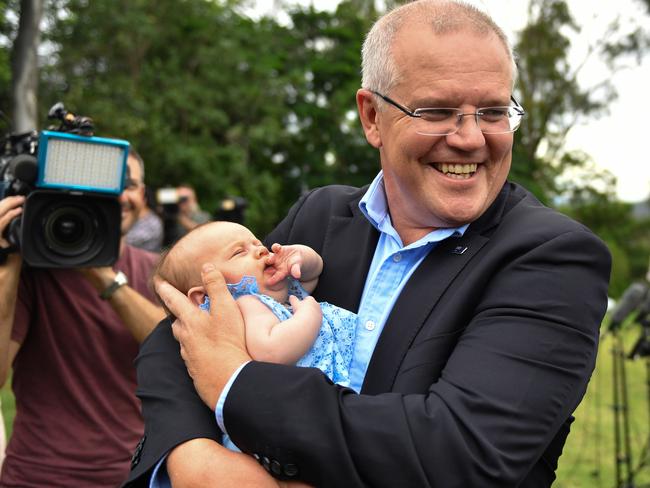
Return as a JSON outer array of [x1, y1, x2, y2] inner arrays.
[[370, 90, 525, 136]]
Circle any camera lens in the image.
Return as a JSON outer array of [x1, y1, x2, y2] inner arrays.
[[43, 205, 95, 256]]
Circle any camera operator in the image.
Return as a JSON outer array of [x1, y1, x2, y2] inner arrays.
[[125, 149, 163, 253], [0, 152, 166, 487], [176, 184, 210, 233]]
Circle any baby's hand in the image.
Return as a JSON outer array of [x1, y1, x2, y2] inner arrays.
[[288, 295, 322, 323], [265, 243, 304, 285]]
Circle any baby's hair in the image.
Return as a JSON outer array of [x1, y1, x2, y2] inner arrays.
[[152, 221, 217, 315]]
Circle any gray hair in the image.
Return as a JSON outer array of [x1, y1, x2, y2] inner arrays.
[[361, 0, 518, 96]]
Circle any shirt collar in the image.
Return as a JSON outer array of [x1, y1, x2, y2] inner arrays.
[[359, 171, 469, 247]]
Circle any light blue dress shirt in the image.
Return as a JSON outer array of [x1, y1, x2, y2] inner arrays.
[[349, 172, 468, 392], [150, 171, 467, 487]]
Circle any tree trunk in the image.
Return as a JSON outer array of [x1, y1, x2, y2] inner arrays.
[[11, 0, 44, 133]]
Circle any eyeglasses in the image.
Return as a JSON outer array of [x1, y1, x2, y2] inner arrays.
[[371, 90, 525, 136]]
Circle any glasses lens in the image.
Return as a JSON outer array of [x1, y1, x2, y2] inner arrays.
[[479, 107, 522, 134], [414, 108, 460, 136]]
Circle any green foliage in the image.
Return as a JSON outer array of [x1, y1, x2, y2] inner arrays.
[[512, 0, 610, 203], [0, 0, 17, 129], [4, 0, 649, 288], [37, 0, 377, 236], [558, 174, 650, 297], [606, 240, 631, 298]]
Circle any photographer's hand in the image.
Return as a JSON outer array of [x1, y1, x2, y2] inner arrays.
[[0, 196, 25, 386], [79, 266, 119, 292], [0, 196, 25, 250], [80, 266, 166, 344]]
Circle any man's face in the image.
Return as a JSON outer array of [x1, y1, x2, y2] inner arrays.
[[360, 26, 514, 241], [119, 155, 146, 235]]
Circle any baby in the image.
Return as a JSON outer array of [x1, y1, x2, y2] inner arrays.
[[156, 220, 356, 386], [155, 221, 357, 486]]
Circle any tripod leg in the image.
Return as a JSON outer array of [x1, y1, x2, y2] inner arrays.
[[619, 335, 636, 487], [613, 333, 623, 488]]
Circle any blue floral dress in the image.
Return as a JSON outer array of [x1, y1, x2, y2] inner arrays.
[[200, 275, 357, 386]]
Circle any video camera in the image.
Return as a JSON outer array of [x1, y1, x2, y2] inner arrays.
[[0, 103, 130, 268]]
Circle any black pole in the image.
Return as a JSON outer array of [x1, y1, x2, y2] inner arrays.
[[613, 332, 623, 488]]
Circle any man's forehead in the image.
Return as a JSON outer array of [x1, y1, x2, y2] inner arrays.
[[392, 27, 512, 92], [127, 155, 143, 179]]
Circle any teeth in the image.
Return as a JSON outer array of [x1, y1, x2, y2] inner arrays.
[[434, 163, 477, 178]]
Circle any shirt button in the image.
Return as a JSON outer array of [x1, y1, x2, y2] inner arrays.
[[393, 253, 402, 262], [365, 320, 376, 331]]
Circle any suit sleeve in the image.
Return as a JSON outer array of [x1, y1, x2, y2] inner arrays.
[[124, 318, 221, 486], [222, 228, 611, 487]]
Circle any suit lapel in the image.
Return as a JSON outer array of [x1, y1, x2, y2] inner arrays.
[[361, 233, 489, 394], [361, 183, 516, 394], [315, 200, 378, 314]]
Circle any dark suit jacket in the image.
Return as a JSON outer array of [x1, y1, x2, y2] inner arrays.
[[125, 182, 611, 487]]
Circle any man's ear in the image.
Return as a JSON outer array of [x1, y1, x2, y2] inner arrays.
[[356, 88, 382, 148], [188, 286, 207, 306]]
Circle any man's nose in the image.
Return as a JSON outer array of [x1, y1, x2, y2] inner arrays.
[[446, 114, 486, 150]]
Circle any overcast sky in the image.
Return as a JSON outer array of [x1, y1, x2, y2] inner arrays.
[[251, 0, 649, 202], [476, 0, 650, 203]]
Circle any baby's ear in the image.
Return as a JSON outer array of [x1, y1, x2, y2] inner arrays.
[[187, 286, 207, 306]]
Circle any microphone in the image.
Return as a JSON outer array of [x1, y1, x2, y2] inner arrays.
[[9, 153, 38, 184], [634, 287, 650, 325], [609, 282, 648, 331]]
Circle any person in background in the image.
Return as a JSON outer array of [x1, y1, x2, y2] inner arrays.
[[125, 149, 164, 253], [126, 1, 611, 486], [0, 151, 166, 487], [176, 184, 211, 234]]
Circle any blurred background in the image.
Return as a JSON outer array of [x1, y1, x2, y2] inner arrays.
[[1, 0, 649, 486]]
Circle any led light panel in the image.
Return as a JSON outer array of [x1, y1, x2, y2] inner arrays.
[[37, 131, 129, 195]]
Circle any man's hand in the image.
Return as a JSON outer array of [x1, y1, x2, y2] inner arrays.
[[156, 263, 251, 410]]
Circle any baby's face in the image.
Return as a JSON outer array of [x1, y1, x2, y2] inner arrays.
[[192, 222, 288, 297]]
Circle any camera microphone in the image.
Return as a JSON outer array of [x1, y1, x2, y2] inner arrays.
[[9, 154, 38, 184], [609, 282, 648, 331]]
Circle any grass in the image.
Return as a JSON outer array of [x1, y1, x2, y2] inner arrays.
[[0, 327, 648, 486], [0, 375, 15, 440], [555, 327, 650, 487]]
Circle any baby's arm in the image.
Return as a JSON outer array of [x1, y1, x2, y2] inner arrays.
[[238, 294, 322, 365], [266, 244, 323, 294]]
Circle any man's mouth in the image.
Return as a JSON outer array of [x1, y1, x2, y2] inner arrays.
[[433, 163, 478, 180]]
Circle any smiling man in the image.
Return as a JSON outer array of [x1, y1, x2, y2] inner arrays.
[[126, 1, 612, 487]]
